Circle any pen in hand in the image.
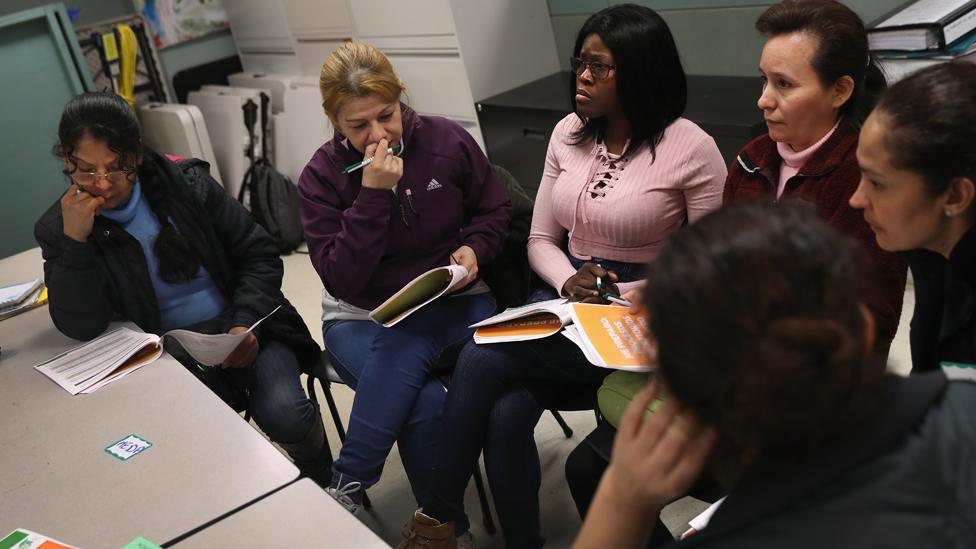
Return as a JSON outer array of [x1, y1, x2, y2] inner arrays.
[[342, 143, 403, 174], [603, 293, 632, 307]]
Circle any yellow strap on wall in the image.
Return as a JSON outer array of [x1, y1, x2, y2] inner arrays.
[[116, 24, 138, 107]]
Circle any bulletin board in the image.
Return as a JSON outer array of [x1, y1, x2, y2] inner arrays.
[[131, 0, 229, 49]]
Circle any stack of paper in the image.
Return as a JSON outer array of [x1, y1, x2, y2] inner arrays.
[[0, 278, 44, 315], [0, 286, 47, 321]]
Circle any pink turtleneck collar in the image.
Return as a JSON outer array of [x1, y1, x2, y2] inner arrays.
[[775, 120, 840, 198]]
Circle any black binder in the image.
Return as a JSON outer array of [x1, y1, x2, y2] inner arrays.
[[869, 0, 976, 51]]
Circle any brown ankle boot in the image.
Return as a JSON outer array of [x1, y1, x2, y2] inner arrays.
[[396, 510, 457, 549]]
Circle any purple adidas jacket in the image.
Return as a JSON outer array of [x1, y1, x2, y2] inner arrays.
[[297, 106, 511, 310]]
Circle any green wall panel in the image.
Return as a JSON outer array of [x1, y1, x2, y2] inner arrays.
[[0, 6, 91, 257], [0, 0, 129, 26], [548, 0, 608, 16]]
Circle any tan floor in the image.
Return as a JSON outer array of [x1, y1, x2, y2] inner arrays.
[[276, 250, 916, 548]]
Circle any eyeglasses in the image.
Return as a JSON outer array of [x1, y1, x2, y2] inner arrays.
[[570, 57, 616, 80], [66, 160, 135, 186]]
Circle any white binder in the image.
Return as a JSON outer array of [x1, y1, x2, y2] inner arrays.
[[136, 103, 222, 185], [274, 77, 334, 185], [227, 72, 302, 114], [187, 86, 269, 200]]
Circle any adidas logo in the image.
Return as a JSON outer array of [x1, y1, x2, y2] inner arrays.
[[426, 179, 443, 191]]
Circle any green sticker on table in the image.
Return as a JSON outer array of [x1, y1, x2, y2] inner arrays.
[[122, 536, 162, 549], [0, 530, 28, 549], [105, 434, 152, 461]]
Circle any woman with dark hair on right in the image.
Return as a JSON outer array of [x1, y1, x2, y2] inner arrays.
[[574, 201, 976, 549], [851, 62, 976, 372], [724, 0, 907, 357], [566, 2, 910, 541]]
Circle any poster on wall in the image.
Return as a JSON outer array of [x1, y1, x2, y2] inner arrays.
[[132, 0, 229, 49]]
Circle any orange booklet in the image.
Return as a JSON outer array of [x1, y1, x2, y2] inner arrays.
[[470, 298, 571, 343], [562, 303, 655, 371]]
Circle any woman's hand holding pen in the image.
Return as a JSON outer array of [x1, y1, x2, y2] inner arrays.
[[61, 183, 105, 243], [449, 245, 479, 292], [361, 138, 402, 190], [563, 262, 619, 303]]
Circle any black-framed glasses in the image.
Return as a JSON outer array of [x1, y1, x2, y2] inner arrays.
[[570, 57, 616, 80]]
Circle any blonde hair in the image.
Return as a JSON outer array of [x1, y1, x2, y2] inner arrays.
[[319, 42, 405, 123]]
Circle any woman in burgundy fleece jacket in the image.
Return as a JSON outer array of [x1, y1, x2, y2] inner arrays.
[[297, 43, 510, 512], [724, 0, 906, 356]]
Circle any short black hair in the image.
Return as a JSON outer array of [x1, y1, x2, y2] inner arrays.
[[569, 3, 687, 161]]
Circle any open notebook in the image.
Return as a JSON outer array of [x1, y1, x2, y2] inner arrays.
[[470, 298, 571, 343], [369, 265, 469, 327], [35, 307, 280, 395]]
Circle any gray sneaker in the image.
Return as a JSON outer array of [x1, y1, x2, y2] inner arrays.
[[325, 475, 364, 515]]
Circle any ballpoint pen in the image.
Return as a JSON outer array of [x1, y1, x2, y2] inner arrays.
[[603, 293, 632, 307], [341, 143, 403, 174]]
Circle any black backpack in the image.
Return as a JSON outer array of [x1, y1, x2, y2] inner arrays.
[[237, 93, 304, 254]]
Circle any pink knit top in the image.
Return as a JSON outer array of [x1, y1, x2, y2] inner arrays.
[[527, 114, 727, 295]]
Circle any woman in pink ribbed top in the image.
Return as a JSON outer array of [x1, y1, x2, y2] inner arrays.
[[529, 110, 727, 300], [400, 6, 727, 549]]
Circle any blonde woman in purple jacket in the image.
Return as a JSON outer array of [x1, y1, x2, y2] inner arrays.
[[297, 43, 511, 514]]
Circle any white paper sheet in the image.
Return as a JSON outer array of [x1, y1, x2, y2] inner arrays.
[[163, 305, 281, 366]]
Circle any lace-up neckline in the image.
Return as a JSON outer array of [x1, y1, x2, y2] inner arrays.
[[588, 141, 628, 199]]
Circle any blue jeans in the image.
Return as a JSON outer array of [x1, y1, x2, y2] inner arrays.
[[426, 254, 645, 547], [244, 340, 318, 443], [322, 292, 496, 516]]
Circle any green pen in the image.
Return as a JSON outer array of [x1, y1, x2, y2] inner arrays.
[[603, 293, 631, 307], [341, 143, 403, 174]]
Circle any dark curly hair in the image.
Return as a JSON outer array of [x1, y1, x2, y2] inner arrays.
[[55, 92, 200, 283], [644, 201, 886, 456]]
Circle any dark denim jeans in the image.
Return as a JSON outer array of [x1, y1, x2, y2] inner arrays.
[[176, 338, 316, 444], [426, 255, 644, 548], [245, 340, 319, 443], [322, 292, 496, 519]]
